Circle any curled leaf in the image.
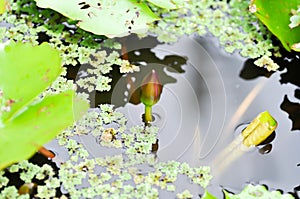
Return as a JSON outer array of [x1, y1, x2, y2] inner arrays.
[[242, 111, 277, 147]]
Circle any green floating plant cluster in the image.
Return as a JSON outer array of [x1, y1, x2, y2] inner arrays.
[[223, 184, 294, 199], [289, 6, 300, 29], [1, 105, 212, 199], [201, 185, 294, 199], [148, 0, 281, 71], [2, 0, 284, 72]]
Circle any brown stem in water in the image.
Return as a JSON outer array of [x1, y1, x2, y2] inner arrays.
[[38, 146, 55, 159], [121, 38, 129, 60]]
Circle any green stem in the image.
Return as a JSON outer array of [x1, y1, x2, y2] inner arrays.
[[144, 105, 152, 123]]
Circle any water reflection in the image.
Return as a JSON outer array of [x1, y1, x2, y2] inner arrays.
[[69, 35, 300, 197], [279, 56, 300, 87], [240, 54, 300, 131], [94, 36, 187, 108], [239, 59, 273, 80], [281, 95, 300, 130]]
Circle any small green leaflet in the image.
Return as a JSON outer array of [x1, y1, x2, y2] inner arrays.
[[34, 0, 160, 38]]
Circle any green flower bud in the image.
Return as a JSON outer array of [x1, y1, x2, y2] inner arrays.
[[140, 70, 162, 107]]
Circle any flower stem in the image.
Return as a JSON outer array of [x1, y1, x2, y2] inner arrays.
[[144, 105, 153, 123]]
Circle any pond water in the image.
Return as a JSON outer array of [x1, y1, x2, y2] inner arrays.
[[41, 35, 300, 198]]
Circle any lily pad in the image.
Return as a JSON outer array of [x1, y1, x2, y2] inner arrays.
[[251, 0, 300, 52], [146, 0, 185, 9], [0, 91, 88, 170], [34, 0, 159, 38], [0, 42, 62, 124], [0, 42, 89, 170]]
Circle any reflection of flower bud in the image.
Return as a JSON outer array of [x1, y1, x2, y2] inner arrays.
[[140, 70, 162, 107]]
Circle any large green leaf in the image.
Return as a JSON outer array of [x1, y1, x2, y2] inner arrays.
[[251, 0, 300, 52], [0, 91, 88, 170], [34, 0, 159, 38], [0, 42, 89, 170], [146, 0, 184, 9], [0, 42, 62, 124]]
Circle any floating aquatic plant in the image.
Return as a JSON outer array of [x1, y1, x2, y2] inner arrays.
[[202, 185, 294, 199], [34, 0, 159, 38], [148, 0, 282, 70], [29, 105, 211, 198], [223, 184, 294, 199], [289, 6, 300, 29]]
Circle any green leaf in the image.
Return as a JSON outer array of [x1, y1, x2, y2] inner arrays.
[[146, 0, 185, 9], [34, 0, 159, 38], [0, 42, 62, 124], [251, 0, 300, 52], [0, 91, 88, 170], [201, 190, 217, 199], [0, 42, 89, 170]]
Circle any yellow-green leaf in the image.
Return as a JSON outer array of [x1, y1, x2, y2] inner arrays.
[[0, 91, 88, 170], [242, 111, 277, 147], [0, 42, 89, 170], [0, 42, 62, 124]]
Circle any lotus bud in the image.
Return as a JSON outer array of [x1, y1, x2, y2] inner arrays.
[[140, 70, 162, 123]]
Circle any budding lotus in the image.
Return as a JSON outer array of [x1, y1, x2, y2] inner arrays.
[[140, 70, 162, 123]]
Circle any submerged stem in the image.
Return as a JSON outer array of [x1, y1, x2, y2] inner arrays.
[[38, 146, 55, 159]]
